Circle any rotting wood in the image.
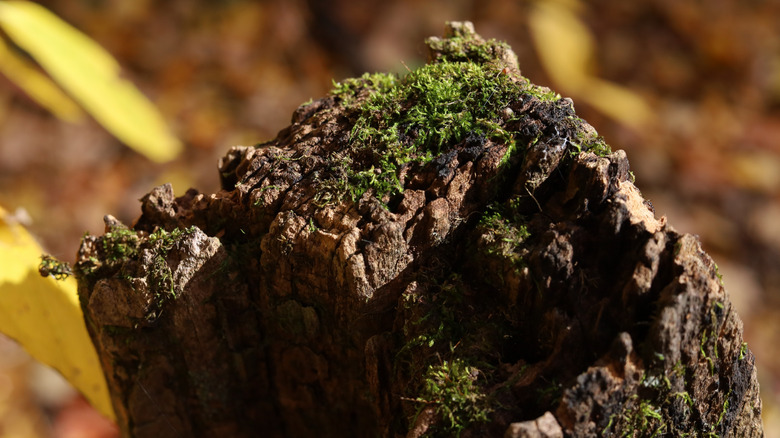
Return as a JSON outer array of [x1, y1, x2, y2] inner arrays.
[[75, 22, 764, 437]]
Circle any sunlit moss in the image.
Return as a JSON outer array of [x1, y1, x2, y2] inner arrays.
[[413, 358, 492, 436]]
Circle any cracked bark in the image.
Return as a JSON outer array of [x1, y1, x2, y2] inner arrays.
[[75, 22, 763, 438]]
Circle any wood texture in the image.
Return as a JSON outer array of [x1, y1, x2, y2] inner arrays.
[[75, 22, 764, 437]]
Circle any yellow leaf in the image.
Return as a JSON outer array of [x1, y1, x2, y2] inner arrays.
[[0, 1, 181, 162], [581, 79, 655, 129], [0, 36, 84, 122], [0, 205, 115, 421], [528, 0, 593, 91], [528, 0, 653, 129]]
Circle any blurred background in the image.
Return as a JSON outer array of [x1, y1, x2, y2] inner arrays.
[[0, 0, 778, 436]]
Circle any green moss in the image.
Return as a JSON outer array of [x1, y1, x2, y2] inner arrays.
[[331, 72, 397, 107], [412, 358, 491, 437], [146, 226, 197, 305], [700, 330, 715, 375], [75, 225, 140, 285], [328, 61, 524, 203], [38, 254, 73, 280], [601, 360, 697, 437], [713, 263, 724, 286], [585, 135, 611, 157], [397, 276, 466, 359], [672, 360, 686, 377], [477, 205, 530, 263], [621, 398, 666, 437], [570, 129, 612, 158], [674, 391, 694, 408], [103, 225, 140, 261], [536, 378, 563, 406], [317, 28, 613, 205], [80, 225, 197, 322], [717, 389, 731, 426], [426, 32, 511, 65], [473, 198, 531, 288], [395, 271, 520, 436], [525, 84, 561, 102]]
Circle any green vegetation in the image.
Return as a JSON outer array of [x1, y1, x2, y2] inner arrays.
[[620, 397, 666, 437], [477, 200, 530, 265], [425, 32, 512, 66], [102, 225, 140, 262], [396, 275, 501, 436], [413, 358, 492, 436], [713, 263, 724, 286], [570, 129, 611, 157], [600, 361, 693, 437], [330, 72, 396, 107], [700, 329, 716, 375], [75, 225, 197, 322], [320, 29, 606, 206], [717, 389, 732, 427], [674, 391, 694, 407], [397, 276, 465, 359], [38, 254, 73, 280], [600, 341, 737, 438], [146, 226, 197, 302], [326, 60, 524, 203]]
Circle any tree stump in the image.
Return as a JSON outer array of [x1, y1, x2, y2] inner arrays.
[[74, 22, 764, 437]]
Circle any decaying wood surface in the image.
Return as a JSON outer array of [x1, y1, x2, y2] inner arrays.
[[75, 22, 764, 437]]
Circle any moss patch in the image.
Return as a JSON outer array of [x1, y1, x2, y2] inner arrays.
[[325, 61, 524, 203], [319, 28, 607, 206], [75, 225, 197, 321], [146, 226, 197, 302], [102, 225, 140, 262], [396, 273, 520, 436], [38, 254, 73, 280], [413, 358, 492, 436], [477, 199, 530, 264]]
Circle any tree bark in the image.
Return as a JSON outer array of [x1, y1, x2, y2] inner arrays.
[[74, 22, 764, 437]]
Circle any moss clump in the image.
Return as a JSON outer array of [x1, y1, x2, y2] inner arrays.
[[318, 25, 609, 206], [413, 358, 492, 437], [425, 35, 511, 66], [352, 61, 521, 156], [38, 254, 73, 280], [102, 225, 140, 262], [396, 274, 515, 436], [477, 200, 530, 263], [331, 72, 396, 107], [324, 60, 524, 203], [75, 225, 197, 322], [75, 224, 140, 283], [146, 226, 197, 304], [424, 20, 514, 68], [618, 397, 666, 437]]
